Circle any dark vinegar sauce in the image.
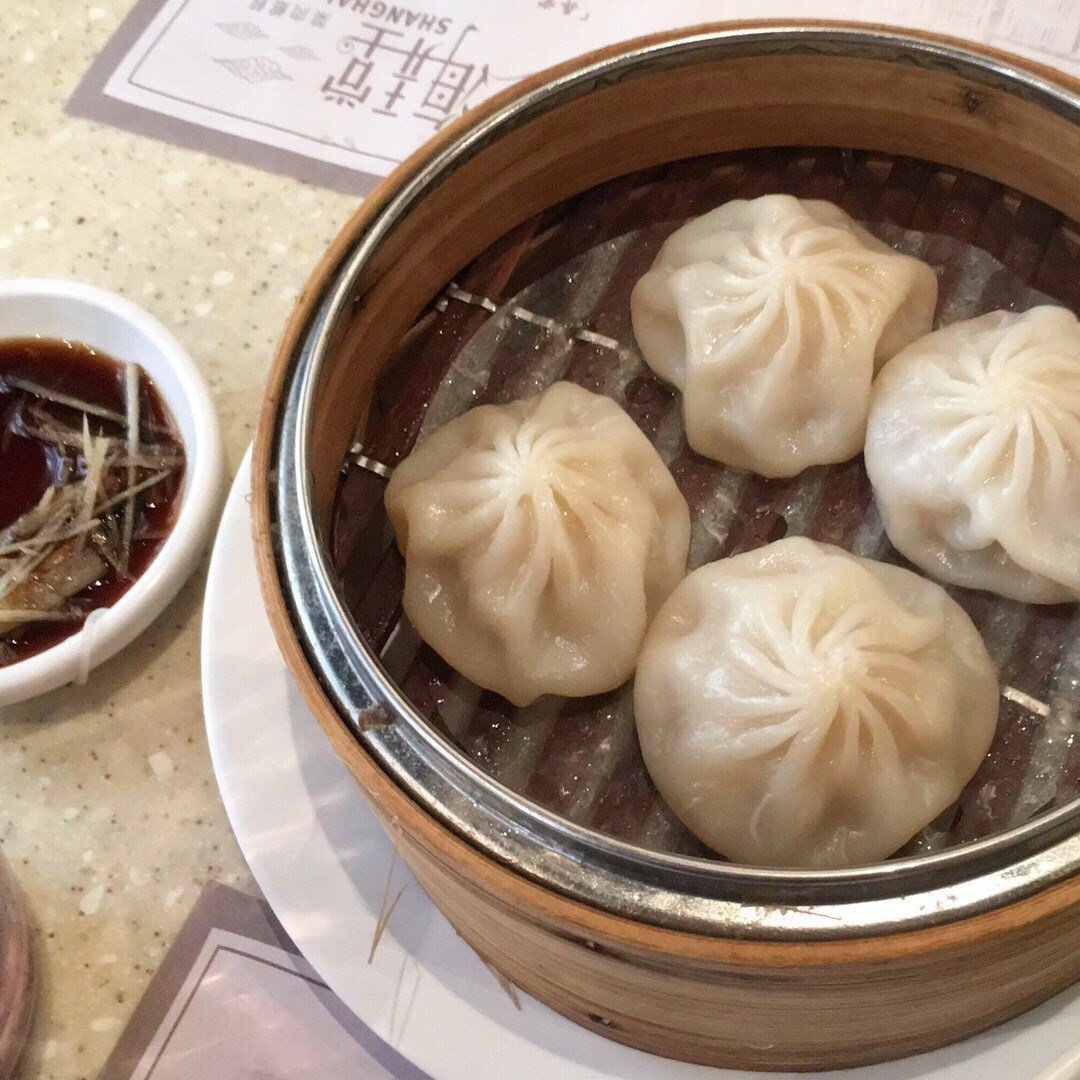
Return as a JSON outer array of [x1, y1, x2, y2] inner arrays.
[[0, 338, 185, 664]]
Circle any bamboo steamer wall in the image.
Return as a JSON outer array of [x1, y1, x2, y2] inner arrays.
[[253, 23, 1080, 1071]]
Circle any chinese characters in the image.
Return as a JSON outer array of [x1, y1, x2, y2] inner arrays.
[[322, 23, 488, 129]]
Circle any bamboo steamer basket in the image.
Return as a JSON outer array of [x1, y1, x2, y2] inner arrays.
[[253, 23, 1080, 1071]]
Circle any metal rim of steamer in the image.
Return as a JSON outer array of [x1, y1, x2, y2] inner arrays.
[[269, 25, 1080, 939]]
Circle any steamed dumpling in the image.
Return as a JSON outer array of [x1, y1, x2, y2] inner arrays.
[[631, 195, 938, 477], [634, 539, 998, 869], [865, 306, 1080, 603], [385, 382, 690, 707]]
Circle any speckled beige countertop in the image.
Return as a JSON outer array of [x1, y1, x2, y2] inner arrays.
[[0, 4, 356, 1076]]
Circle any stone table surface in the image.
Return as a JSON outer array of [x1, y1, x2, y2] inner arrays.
[[0, 4, 355, 1076], [1, 3, 1078, 1080]]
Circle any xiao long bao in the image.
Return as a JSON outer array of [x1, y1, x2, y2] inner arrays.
[[633, 540, 999, 869], [630, 195, 938, 477], [866, 306, 1080, 603], [385, 382, 691, 707]]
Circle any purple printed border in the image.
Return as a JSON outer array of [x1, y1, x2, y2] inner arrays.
[[96, 883, 431, 1080], [67, 0, 381, 197], [138, 944, 326, 1075]]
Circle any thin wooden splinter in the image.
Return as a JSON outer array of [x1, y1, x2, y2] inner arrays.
[[369, 823, 407, 964], [449, 925, 523, 1010], [481, 959, 523, 1010]]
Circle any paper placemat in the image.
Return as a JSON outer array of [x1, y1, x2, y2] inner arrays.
[[98, 883, 430, 1080], [68, 0, 1079, 195]]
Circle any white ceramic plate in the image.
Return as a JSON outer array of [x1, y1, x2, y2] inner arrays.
[[0, 279, 222, 706], [203, 449, 1080, 1080]]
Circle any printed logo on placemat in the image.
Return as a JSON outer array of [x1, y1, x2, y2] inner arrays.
[[68, 0, 1079, 195]]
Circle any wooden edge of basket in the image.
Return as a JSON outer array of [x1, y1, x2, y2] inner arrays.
[[250, 19, 1080, 967]]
